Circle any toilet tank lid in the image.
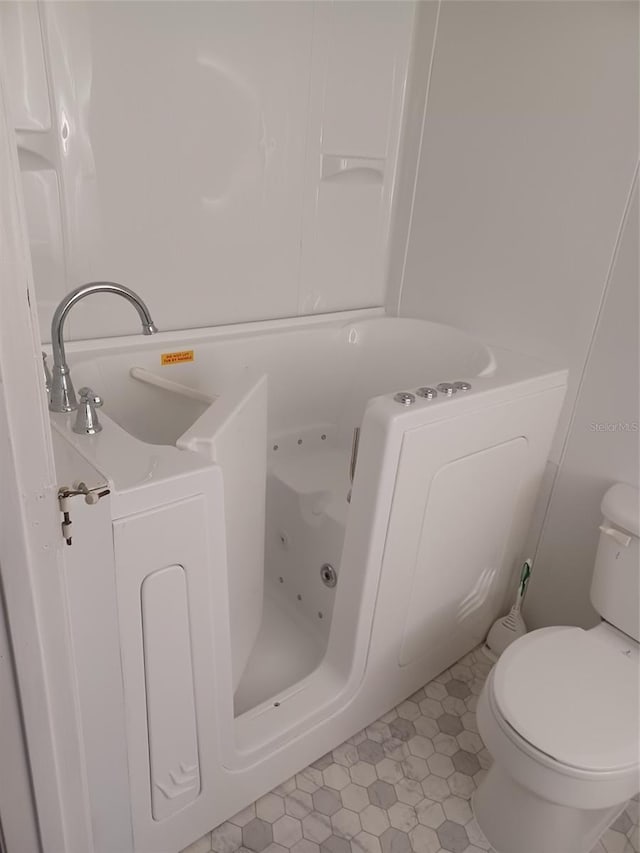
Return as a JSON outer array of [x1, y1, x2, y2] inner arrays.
[[601, 483, 639, 536]]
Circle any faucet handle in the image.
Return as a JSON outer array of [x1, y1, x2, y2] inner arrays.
[[79, 387, 103, 407], [73, 387, 103, 435]]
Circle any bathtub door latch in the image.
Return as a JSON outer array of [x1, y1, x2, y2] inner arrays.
[[57, 481, 111, 545]]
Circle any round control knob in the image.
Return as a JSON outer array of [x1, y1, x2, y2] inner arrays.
[[436, 382, 456, 396], [394, 392, 416, 406], [453, 381, 472, 391], [416, 387, 438, 399]]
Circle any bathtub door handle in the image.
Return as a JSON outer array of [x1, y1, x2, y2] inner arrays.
[[350, 427, 361, 485], [347, 427, 360, 503], [130, 366, 217, 405]]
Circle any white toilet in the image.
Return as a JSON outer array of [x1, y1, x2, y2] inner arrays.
[[473, 483, 640, 853]]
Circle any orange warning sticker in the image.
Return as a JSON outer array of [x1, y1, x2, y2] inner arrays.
[[161, 350, 194, 366]]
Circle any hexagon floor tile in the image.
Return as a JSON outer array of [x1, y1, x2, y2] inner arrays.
[[181, 646, 639, 853]]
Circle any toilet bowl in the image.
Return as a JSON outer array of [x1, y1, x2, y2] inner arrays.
[[473, 483, 640, 853], [474, 625, 639, 853]]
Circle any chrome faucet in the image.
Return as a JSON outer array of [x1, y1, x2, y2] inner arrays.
[[49, 282, 157, 412]]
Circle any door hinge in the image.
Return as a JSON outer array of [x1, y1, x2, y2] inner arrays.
[[57, 481, 111, 545]]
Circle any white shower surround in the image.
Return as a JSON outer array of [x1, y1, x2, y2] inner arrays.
[[49, 311, 567, 853]]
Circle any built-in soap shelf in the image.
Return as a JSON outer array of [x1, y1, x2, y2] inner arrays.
[[0, 2, 51, 132], [16, 143, 56, 173], [1, 1, 70, 344], [321, 154, 385, 185]]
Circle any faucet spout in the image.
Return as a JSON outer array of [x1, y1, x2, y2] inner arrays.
[[49, 281, 158, 412]]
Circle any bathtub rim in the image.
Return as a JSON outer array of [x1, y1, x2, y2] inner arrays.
[[46, 307, 496, 370], [50, 307, 387, 355], [44, 308, 567, 390]]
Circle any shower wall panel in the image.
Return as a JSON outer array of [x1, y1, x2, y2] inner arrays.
[[1, 1, 414, 341]]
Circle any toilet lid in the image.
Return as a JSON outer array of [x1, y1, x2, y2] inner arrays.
[[493, 627, 639, 773]]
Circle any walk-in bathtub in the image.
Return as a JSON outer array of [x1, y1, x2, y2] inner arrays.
[[50, 310, 567, 853]]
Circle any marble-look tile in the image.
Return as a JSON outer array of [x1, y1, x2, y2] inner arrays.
[[182, 646, 637, 853]]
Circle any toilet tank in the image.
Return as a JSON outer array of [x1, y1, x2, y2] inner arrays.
[[590, 483, 640, 642]]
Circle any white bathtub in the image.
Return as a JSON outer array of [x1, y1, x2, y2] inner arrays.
[[51, 310, 567, 853]]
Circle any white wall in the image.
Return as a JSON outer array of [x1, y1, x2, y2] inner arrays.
[[524, 175, 639, 629], [2, 1, 414, 342], [394, 0, 639, 627]]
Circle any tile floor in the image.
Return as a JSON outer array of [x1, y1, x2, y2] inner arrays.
[[182, 646, 639, 853]]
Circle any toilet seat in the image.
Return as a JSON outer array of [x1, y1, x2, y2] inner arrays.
[[492, 626, 640, 775], [478, 666, 640, 811]]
